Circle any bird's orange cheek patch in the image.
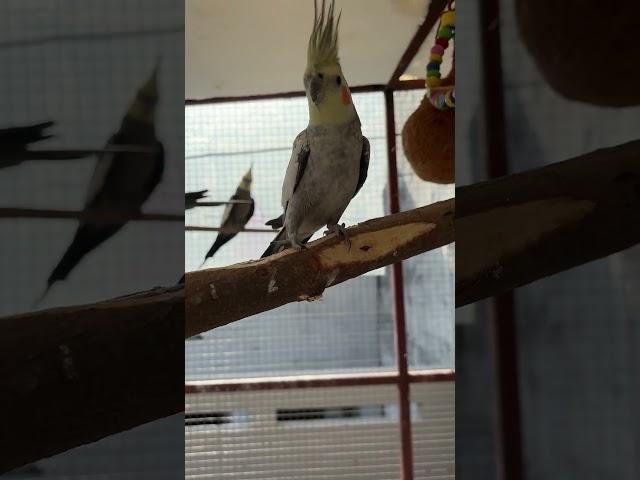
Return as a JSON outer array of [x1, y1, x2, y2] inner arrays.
[[341, 85, 352, 105]]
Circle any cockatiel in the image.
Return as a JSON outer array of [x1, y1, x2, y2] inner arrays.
[[262, 0, 370, 258], [39, 63, 164, 301], [200, 166, 254, 267], [0, 121, 84, 169], [185, 189, 208, 209]]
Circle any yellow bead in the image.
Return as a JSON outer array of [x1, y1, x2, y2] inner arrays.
[[441, 11, 456, 27], [426, 76, 441, 88], [430, 53, 443, 63]]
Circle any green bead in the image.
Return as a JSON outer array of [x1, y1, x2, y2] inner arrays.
[[439, 26, 454, 39]]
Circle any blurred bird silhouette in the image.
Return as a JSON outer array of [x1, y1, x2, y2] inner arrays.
[[38, 62, 164, 303], [185, 189, 208, 209], [178, 168, 254, 285], [200, 167, 254, 267], [0, 121, 84, 169]]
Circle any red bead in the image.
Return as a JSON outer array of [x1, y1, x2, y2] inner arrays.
[[436, 37, 449, 49]]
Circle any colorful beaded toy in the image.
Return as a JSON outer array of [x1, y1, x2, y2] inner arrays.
[[426, 8, 455, 110]]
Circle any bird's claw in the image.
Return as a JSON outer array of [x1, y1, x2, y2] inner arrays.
[[325, 223, 351, 251], [271, 239, 307, 251]]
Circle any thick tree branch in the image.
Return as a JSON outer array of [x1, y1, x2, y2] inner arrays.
[[456, 139, 640, 306], [185, 200, 455, 337], [5, 139, 637, 470], [0, 287, 184, 474]]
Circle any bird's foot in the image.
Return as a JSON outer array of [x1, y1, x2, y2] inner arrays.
[[271, 239, 307, 251], [324, 223, 351, 251], [290, 239, 307, 251], [271, 239, 290, 246]]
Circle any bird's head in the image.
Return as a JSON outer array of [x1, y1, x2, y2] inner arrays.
[[304, 0, 356, 126], [126, 58, 160, 124], [239, 164, 253, 191]]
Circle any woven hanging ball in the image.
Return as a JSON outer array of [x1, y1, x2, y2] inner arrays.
[[515, 0, 640, 107], [402, 70, 454, 184]]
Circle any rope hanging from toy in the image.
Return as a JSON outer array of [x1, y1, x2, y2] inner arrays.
[[426, 2, 455, 110]]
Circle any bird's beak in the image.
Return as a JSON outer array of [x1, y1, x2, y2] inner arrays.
[[309, 75, 324, 105]]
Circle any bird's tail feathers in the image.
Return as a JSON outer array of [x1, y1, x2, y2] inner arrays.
[[200, 233, 235, 267], [0, 120, 54, 145], [47, 222, 124, 289], [261, 228, 289, 258], [265, 214, 284, 230]]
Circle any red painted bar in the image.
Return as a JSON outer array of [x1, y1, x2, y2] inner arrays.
[[384, 89, 414, 480], [184, 370, 455, 394], [478, 0, 524, 478], [184, 82, 425, 106]]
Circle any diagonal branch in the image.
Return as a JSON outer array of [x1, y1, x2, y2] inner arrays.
[[3, 138, 638, 470], [0, 286, 184, 474], [185, 200, 455, 336], [456, 139, 640, 306]]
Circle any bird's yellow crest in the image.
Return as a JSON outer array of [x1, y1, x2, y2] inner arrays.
[[239, 165, 253, 191], [126, 59, 160, 124], [307, 0, 341, 70]]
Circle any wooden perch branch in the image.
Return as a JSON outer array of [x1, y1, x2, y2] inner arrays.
[[4, 137, 638, 469], [456, 139, 640, 307], [185, 199, 455, 337], [0, 286, 184, 474]]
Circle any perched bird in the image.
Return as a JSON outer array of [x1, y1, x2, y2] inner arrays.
[[39, 63, 164, 301], [0, 121, 84, 169], [185, 189, 208, 209], [200, 166, 254, 267], [262, 0, 369, 258]]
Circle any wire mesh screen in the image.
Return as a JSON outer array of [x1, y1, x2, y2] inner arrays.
[[394, 90, 455, 370], [0, 0, 184, 313], [186, 385, 401, 480], [497, 0, 640, 478], [185, 92, 396, 379], [411, 382, 455, 479], [454, 0, 640, 478], [0, 1, 183, 478], [185, 89, 455, 478]]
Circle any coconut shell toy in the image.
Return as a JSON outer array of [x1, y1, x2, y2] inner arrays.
[[402, 6, 455, 184], [515, 0, 640, 107]]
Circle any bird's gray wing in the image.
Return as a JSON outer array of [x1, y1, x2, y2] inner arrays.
[[353, 136, 370, 198], [281, 130, 310, 211], [219, 200, 234, 228], [84, 133, 121, 207], [246, 198, 255, 225]]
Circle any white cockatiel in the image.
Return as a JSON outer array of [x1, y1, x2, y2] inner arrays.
[[262, 0, 370, 257]]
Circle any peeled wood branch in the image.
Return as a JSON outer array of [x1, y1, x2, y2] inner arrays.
[[3, 140, 637, 471], [0, 286, 184, 474], [456, 139, 640, 307], [185, 200, 455, 337], [0, 202, 453, 471]]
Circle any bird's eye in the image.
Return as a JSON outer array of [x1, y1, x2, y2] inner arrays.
[[318, 73, 324, 79], [336, 76, 342, 86]]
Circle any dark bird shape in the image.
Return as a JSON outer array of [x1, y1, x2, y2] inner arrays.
[[185, 189, 208, 209], [178, 168, 254, 284], [0, 121, 85, 169], [38, 63, 164, 303], [200, 167, 254, 267]]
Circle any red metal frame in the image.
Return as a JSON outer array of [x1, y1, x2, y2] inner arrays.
[[478, 0, 523, 478], [185, 370, 454, 394], [383, 88, 415, 480], [184, 5, 453, 479]]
